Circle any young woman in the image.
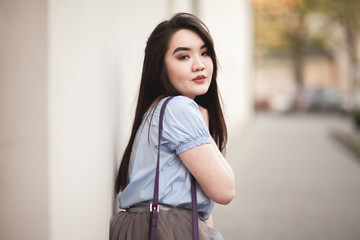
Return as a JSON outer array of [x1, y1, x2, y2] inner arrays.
[[110, 13, 235, 240]]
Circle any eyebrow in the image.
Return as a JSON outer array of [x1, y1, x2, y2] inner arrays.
[[172, 44, 207, 55]]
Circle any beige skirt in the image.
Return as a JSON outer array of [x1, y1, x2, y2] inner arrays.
[[109, 204, 223, 240]]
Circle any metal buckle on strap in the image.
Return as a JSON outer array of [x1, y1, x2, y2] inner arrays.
[[150, 203, 160, 212]]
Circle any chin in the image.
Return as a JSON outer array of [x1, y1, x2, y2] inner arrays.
[[184, 87, 210, 99], [197, 87, 210, 96]]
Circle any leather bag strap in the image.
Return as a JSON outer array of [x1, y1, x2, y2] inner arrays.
[[149, 96, 199, 240], [191, 176, 199, 240]]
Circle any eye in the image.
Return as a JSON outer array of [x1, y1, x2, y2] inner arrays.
[[201, 51, 209, 56], [178, 55, 189, 60]]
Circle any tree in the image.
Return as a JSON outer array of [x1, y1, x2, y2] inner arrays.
[[253, 0, 360, 111], [304, 0, 360, 109], [253, 0, 327, 88]]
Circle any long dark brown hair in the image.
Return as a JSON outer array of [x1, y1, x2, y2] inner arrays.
[[115, 13, 227, 193]]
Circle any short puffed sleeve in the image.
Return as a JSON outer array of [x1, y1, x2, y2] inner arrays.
[[161, 96, 211, 154]]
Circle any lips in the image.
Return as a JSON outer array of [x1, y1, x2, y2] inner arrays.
[[193, 75, 206, 83]]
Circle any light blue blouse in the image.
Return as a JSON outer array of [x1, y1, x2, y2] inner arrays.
[[119, 96, 214, 219]]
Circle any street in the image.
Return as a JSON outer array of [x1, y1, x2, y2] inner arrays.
[[213, 113, 360, 240]]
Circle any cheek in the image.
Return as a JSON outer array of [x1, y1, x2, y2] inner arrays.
[[205, 59, 214, 75], [165, 59, 175, 82], [166, 63, 178, 84], [167, 61, 188, 82]]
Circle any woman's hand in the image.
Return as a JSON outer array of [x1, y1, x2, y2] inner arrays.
[[198, 105, 209, 128]]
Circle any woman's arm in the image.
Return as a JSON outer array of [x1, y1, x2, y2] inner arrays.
[[178, 106, 235, 205]]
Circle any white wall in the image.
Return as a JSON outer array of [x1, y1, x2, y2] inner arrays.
[[0, 1, 49, 239], [199, 0, 254, 132], [48, 1, 118, 239]]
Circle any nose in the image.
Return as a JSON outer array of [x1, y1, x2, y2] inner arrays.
[[192, 56, 205, 72]]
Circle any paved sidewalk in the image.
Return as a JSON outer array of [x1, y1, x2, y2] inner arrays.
[[213, 113, 360, 240]]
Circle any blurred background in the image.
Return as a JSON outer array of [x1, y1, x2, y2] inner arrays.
[[253, 0, 359, 115], [1, 0, 360, 239]]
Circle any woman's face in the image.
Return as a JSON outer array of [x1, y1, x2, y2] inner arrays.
[[165, 29, 213, 99]]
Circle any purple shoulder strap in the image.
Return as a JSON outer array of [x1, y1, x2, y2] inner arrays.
[[149, 96, 199, 240]]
